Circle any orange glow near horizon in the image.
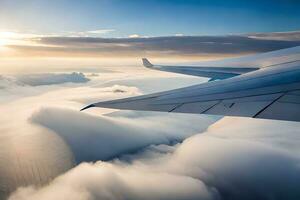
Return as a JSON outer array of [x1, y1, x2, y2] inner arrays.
[[0, 30, 252, 74], [0, 31, 42, 49]]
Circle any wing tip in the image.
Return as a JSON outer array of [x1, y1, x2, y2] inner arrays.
[[80, 104, 95, 111], [142, 58, 153, 68]]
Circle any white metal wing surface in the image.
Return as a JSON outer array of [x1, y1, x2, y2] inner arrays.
[[82, 46, 300, 122]]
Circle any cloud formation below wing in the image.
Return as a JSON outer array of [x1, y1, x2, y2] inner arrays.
[[31, 108, 217, 163], [9, 117, 300, 200], [0, 70, 207, 198], [2, 46, 300, 200]]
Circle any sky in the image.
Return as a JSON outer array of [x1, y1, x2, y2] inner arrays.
[[1, 0, 300, 68], [1, 1, 300, 200], [1, 0, 300, 36]]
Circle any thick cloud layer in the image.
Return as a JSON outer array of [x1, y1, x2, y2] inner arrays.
[[2, 54, 300, 200], [0, 72, 90, 103], [1, 72, 90, 86], [9, 117, 300, 200], [8, 161, 218, 200], [0, 69, 207, 198], [31, 108, 217, 162]]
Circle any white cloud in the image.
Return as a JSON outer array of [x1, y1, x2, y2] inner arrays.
[[86, 29, 115, 34], [0, 70, 208, 198], [128, 34, 141, 38], [248, 31, 300, 41], [9, 161, 217, 200], [30, 107, 217, 162], [3, 65, 300, 200], [66, 29, 115, 37], [16, 72, 89, 86], [9, 117, 300, 200], [0, 72, 90, 88]]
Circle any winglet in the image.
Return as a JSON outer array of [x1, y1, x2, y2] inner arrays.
[[142, 58, 153, 68], [80, 104, 95, 111]]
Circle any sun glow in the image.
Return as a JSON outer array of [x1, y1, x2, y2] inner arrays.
[[0, 38, 8, 47], [0, 31, 40, 50], [0, 31, 18, 47]]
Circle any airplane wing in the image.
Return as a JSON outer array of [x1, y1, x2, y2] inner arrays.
[[82, 47, 300, 122], [142, 58, 259, 80]]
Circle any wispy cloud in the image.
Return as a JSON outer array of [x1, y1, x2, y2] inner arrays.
[[86, 29, 115, 34], [247, 30, 300, 41], [128, 34, 140, 38], [66, 29, 115, 37], [2, 30, 300, 58]]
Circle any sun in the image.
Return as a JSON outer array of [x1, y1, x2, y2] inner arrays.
[[0, 31, 19, 47]]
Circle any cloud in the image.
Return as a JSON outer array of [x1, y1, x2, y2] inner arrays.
[[0, 70, 207, 198], [0, 72, 91, 103], [8, 161, 218, 200], [9, 117, 300, 200], [3, 59, 300, 200], [0, 102, 76, 199], [128, 34, 141, 38], [30, 108, 217, 163], [5, 31, 300, 58], [248, 31, 300, 41], [67, 29, 115, 37], [15, 72, 89, 86], [38, 34, 300, 54], [0, 75, 19, 89], [0, 72, 90, 88], [86, 29, 115, 34]]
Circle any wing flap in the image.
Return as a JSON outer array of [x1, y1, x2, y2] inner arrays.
[[255, 91, 300, 121], [171, 101, 220, 114], [169, 93, 283, 117], [203, 93, 283, 117]]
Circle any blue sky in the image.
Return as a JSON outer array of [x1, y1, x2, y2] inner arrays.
[[1, 0, 300, 37]]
